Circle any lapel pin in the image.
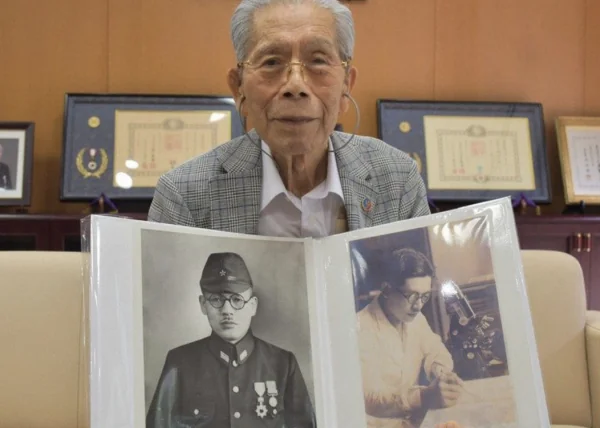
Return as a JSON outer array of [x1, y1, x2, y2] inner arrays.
[[361, 197, 374, 213]]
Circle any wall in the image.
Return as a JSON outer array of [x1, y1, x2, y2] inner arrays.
[[0, 0, 599, 214]]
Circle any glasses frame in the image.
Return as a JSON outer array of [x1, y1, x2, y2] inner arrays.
[[236, 59, 350, 82], [396, 289, 432, 306], [205, 292, 254, 310]]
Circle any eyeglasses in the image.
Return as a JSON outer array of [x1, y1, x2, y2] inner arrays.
[[206, 293, 253, 310], [397, 290, 431, 306], [237, 58, 349, 86]]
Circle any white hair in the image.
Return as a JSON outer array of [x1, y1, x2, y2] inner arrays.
[[230, 0, 355, 63]]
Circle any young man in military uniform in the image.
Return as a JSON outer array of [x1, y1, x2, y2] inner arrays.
[[146, 252, 316, 428]]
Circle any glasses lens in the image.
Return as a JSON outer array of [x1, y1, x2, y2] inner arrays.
[[230, 294, 245, 309], [208, 295, 224, 308]]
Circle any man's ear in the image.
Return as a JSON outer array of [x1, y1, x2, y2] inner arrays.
[[199, 295, 208, 316], [250, 295, 258, 316], [340, 66, 358, 114], [227, 68, 244, 110], [380, 281, 392, 297]]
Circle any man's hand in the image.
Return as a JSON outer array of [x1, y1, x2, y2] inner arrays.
[[422, 372, 464, 409]]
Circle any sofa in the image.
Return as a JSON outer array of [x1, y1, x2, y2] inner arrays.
[[0, 249, 598, 427]]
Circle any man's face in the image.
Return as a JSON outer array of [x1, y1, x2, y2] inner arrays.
[[381, 276, 432, 324], [200, 288, 257, 344], [228, 2, 357, 156]]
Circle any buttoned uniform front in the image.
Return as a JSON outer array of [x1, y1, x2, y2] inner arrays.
[[146, 331, 315, 428], [147, 130, 431, 232], [146, 252, 316, 428]]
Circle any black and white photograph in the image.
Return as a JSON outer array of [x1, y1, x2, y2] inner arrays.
[[140, 229, 317, 428], [348, 215, 518, 428], [0, 122, 34, 206]]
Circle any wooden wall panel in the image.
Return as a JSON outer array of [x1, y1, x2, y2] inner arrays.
[[584, 0, 600, 114], [346, 0, 436, 137], [107, 0, 237, 94], [434, 0, 587, 212], [0, 0, 108, 214], [0, 0, 598, 214]]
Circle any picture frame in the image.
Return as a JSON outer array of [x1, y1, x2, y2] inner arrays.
[[0, 121, 35, 207], [60, 93, 244, 201], [377, 100, 552, 204], [556, 116, 600, 205]]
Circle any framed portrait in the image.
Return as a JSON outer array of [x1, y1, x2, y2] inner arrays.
[[0, 122, 34, 207], [60, 93, 244, 201], [556, 116, 600, 205], [377, 100, 552, 203]]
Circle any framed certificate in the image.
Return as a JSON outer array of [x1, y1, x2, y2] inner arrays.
[[60, 93, 244, 201], [556, 116, 600, 205], [377, 100, 552, 203], [0, 122, 34, 207]]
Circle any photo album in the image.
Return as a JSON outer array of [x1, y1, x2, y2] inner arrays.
[[78, 197, 550, 428]]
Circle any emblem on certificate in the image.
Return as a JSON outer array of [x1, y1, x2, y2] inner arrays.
[[88, 116, 101, 128], [399, 121, 411, 133], [76, 148, 109, 178], [254, 382, 268, 418]]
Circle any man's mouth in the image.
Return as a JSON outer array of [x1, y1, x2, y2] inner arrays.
[[221, 319, 237, 328], [274, 116, 315, 124]]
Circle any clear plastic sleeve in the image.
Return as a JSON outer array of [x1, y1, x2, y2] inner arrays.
[[79, 197, 550, 427]]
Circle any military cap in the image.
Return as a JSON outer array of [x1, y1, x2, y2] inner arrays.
[[200, 252, 253, 294]]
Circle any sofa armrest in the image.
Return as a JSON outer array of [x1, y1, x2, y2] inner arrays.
[[587, 310, 600, 428]]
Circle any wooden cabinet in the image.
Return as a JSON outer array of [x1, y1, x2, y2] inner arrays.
[[516, 215, 600, 311], [1, 213, 598, 310], [0, 213, 146, 252]]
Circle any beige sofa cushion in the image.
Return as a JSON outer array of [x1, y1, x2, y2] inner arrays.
[[0, 251, 83, 428], [522, 250, 592, 428]]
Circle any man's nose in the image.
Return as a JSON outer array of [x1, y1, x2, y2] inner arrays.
[[221, 301, 234, 314], [282, 62, 309, 98], [412, 299, 425, 311]]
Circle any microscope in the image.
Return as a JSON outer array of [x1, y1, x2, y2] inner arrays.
[[440, 280, 507, 380]]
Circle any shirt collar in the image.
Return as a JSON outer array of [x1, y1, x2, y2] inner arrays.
[[260, 139, 344, 211], [208, 329, 256, 367]]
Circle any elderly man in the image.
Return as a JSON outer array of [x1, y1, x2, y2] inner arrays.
[[146, 252, 315, 428], [148, 0, 430, 236], [357, 248, 464, 428], [0, 144, 12, 190]]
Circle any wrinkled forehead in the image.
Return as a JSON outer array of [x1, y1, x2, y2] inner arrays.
[[248, 3, 339, 58]]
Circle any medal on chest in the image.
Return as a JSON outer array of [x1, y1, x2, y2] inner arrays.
[[266, 380, 279, 416], [254, 382, 268, 418]]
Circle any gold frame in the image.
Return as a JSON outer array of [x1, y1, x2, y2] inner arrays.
[[556, 116, 600, 205]]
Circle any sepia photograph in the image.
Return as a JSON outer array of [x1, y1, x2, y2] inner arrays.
[[140, 229, 317, 428], [348, 215, 518, 428]]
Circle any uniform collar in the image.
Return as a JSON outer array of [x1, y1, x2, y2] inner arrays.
[[260, 139, 344, 211], [208, 330, 256, 367]]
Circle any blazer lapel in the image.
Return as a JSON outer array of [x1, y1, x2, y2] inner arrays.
[[208, 131, 263, 234], [332, 133, 379, 231]]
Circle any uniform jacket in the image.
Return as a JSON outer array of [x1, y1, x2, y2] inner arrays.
[[0, 162, 12, 189], [148, 130, 430, 232], [146, 331, 315, 428]]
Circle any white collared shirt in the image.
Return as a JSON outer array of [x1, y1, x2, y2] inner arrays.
[[257, 140, 345, 238]]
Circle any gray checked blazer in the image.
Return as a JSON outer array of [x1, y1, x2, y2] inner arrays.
[[148, 129, 430, 234]]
